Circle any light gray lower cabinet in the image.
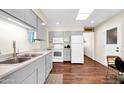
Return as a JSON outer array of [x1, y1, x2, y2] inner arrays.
[[37, 57, 45, 84], [21, 70, 37, 84], [64, 49, 71, 61], [0, 56, 46, 84], [45, 53, 52, 78]]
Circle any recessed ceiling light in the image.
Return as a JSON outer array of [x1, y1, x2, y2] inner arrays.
[[56, 22, 60, 25], [78, 9, 94, 14], [76, 9, 94, 20], [76, 13, 90, 20], [7, 18, 32, 29], [41, 22, 46, 26], [91, 21, 94, 24]]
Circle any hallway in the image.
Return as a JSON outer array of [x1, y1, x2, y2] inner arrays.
[[46, 56, 118, 84]]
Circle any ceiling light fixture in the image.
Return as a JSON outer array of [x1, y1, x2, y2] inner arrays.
[[90, 20, 94, 24], [56, 22, 60, 25], [76, 9, 94, 20], [78, 9, 94, 14], [76, 13, 90, 20], [41, 22, 46, 26], [7, 18, 32, 29]]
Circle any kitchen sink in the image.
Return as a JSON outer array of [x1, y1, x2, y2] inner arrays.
[[0, 57, 31, 64], [19, 53, 42, 57]]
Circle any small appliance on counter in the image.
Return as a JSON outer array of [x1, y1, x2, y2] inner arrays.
[[64, 45, 70, 48]]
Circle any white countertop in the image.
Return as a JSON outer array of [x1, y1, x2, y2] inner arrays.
[[0, 50, 52, 79]]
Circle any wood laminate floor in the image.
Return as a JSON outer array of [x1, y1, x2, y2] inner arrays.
[[47, 56, 119, 84]]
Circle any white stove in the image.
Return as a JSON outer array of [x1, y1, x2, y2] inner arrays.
[[52, 38, 64, 62]]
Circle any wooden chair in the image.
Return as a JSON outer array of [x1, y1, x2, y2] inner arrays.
[[106, 55, 119, 78]]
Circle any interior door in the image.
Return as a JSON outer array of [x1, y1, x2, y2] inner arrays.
[[104, 27, 121, 57]]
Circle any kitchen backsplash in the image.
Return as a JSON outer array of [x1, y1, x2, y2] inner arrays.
[[0, 18, 40, 55]]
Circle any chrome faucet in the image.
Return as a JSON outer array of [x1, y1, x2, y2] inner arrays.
[[13, 40, 17, 57]]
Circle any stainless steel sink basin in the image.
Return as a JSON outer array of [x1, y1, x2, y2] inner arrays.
[[19, 54, 42, 57], [0, 57, 31, 64]]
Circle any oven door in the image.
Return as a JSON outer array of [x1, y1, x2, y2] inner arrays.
[[52, 49, 63, 62]]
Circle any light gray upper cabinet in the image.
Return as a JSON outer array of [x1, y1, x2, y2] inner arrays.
[[53, 32, 63, 38], [49, 32, 53, 43], [63, 32, 71, 43], [2, 9, 37, 28], [2, 9, 25, 22], [24, 9, 37, 28], [37, 18, 46, 40], [71, 31, 83, 35]]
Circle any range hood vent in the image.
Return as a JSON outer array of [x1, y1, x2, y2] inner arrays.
[[33, 39, 45, 41]]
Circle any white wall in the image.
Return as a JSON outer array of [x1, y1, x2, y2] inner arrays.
[[83, 32, 94, 59], [0, 18, 39, 54], [94, 12, 124, 66]]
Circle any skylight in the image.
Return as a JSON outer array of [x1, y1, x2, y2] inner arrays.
[[76, 13, 90, 20], [76, 9, 94, 20]]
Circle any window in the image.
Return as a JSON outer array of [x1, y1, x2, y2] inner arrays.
[[28, 31, 36, 43], [106, 27, 117, 44]]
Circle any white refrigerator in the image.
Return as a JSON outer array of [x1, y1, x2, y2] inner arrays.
[[71, 35, 84, 64]]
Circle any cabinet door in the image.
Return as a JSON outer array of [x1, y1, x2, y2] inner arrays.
[[1, 60, 37, 84], [37, 57, 45, 84], [24, 9, 37, 28], [45, 53, 52, 78], [37, 18, 46, 40], [71, 31, 83, 35], [3, 9, 25, 21], [53, 32, 63, 38], [63, 32, 71, 43], [49, 32, 53, 43], [64, 49, 71, 61], [21, 70, 37, 84], [0, 77, 16, 84]]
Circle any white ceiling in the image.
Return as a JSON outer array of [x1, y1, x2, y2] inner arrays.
[[85, 9, 123, 27], [42, 9, 123, 31]]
